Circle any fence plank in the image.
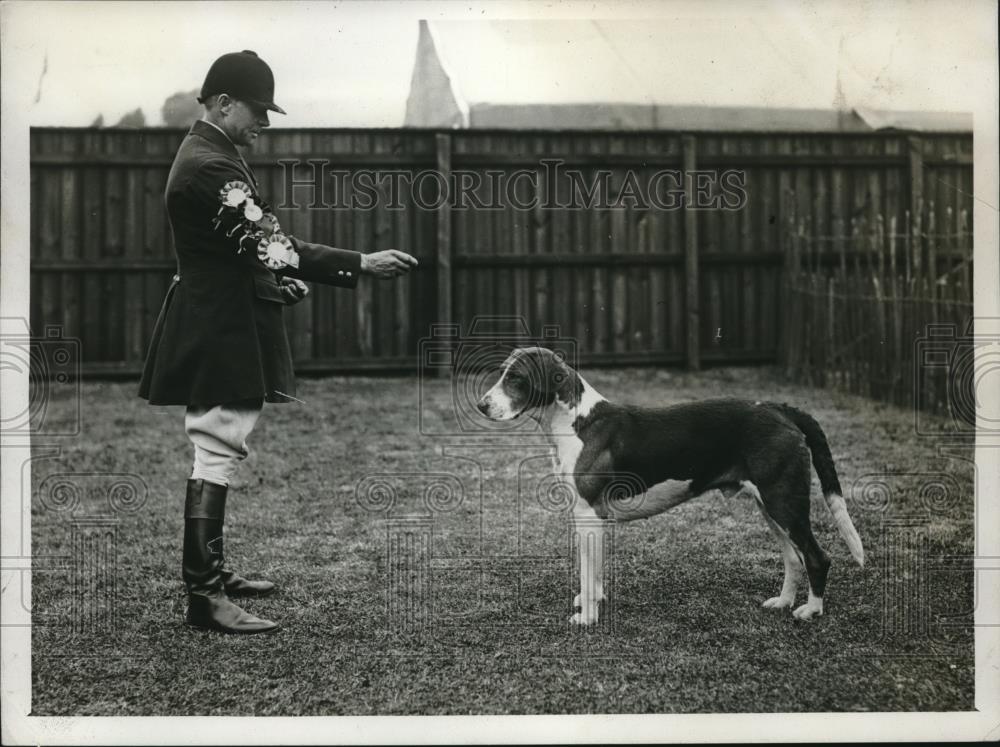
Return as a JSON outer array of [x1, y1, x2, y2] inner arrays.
[[682, 135, 700, 370], [435, 133, 453, 374]]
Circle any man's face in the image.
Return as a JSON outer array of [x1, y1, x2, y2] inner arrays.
[[221, 99, 270, 147]]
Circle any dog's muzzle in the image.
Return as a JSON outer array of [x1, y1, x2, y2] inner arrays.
[[477, 388, 520, 420]]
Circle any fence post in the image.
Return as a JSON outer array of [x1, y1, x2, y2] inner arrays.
[[908, 136, 925, 283], [436, 133, 453, 378], [682, 135, 700, 371], [781, 201, 802, 371]]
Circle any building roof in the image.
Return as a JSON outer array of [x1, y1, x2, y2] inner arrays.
[[405, 20, 972, 132]]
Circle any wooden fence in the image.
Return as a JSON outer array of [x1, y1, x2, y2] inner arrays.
[[783, 203, 973, 414], [29, 127, 973, 380]]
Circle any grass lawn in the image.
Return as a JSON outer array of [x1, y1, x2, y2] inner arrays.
[[31, 366, 975, 714]]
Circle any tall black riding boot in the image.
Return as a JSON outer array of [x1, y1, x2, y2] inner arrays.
[[183, 479, 278, 634]]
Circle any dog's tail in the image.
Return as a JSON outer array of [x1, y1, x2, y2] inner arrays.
[[768, 403, 865, 567]]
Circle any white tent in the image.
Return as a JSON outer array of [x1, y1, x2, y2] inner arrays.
[[404, 19, 972, 131]]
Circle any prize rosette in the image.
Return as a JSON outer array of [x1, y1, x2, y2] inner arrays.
[[258, 233, 300, 270], [219, 180, 253, 209], [257, 211, 281, 236], [243, 200, 263, 222], [215, 180, 291, 266]]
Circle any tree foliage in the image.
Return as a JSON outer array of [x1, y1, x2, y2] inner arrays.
[[115, 108, 146, 128], [162, 89, 201, 128]]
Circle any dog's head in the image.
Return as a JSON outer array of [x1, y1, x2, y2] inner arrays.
[[476, 346, 582, 420]]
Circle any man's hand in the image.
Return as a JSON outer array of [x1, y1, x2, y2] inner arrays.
[[360, 250, 418, 279], [279, 277, 310, 305]]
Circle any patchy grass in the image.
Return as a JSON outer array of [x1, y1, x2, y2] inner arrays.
[[31, 367, 974, 714]]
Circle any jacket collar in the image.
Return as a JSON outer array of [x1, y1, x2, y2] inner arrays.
[[189, 119, 257, 187], [190, 119, 241, 159]]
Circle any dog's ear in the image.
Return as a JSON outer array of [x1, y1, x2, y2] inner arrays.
[[548, 352, 582, 407], [523, 351, 552, 407]]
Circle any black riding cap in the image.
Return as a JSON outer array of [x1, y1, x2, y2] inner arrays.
[[198, 50, 286, 115]]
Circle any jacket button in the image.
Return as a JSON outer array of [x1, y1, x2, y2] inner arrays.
[[346, 271, 352, 277], [338, 270, 344, 276], [172, 274, 180, 282]]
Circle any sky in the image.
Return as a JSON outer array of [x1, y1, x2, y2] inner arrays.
[[7, 1, 421, 127], [425, 14, 984, 113], [2, 0, 996, 127]]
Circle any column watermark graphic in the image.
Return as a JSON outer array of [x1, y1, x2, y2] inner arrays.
[[29, 472, 149, 646], [851, 470, 975, 657]]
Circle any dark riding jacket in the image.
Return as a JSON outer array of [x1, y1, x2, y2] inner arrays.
[[138, 120, 361, 406]]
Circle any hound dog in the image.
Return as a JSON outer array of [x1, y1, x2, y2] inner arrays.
[[476, 347, 864, 625]]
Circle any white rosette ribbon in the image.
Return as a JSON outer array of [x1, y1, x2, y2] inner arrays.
[[219, 180, 252, 208], [258, 233, 300, 270], [243, 199, 263, 222]]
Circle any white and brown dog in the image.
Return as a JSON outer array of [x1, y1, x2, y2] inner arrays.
[[476, 347, 864, 625]]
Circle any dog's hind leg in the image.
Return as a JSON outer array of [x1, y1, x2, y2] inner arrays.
[[759, 510, 802, 610], [761, 474, 831, 621], [745, 480, 802, 610], [746, 438, 830, 620], [786, 522, 831, 621]]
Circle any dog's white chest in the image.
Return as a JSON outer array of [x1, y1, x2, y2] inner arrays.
[[549, 410, 585, 477], [554, 434, 584, 476], [547, 378, 603, 479]]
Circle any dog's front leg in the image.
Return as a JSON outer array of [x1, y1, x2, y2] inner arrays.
[[570, 496, 606, 626]]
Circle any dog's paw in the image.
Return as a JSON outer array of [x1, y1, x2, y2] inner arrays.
[[762, 595, 794, 610], [573, 592, 606, 608], [792, 602, 823, 621], [568, 611, 599, 626]]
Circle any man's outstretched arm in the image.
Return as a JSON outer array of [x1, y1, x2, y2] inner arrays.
[[285, 239, 418, 288]]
